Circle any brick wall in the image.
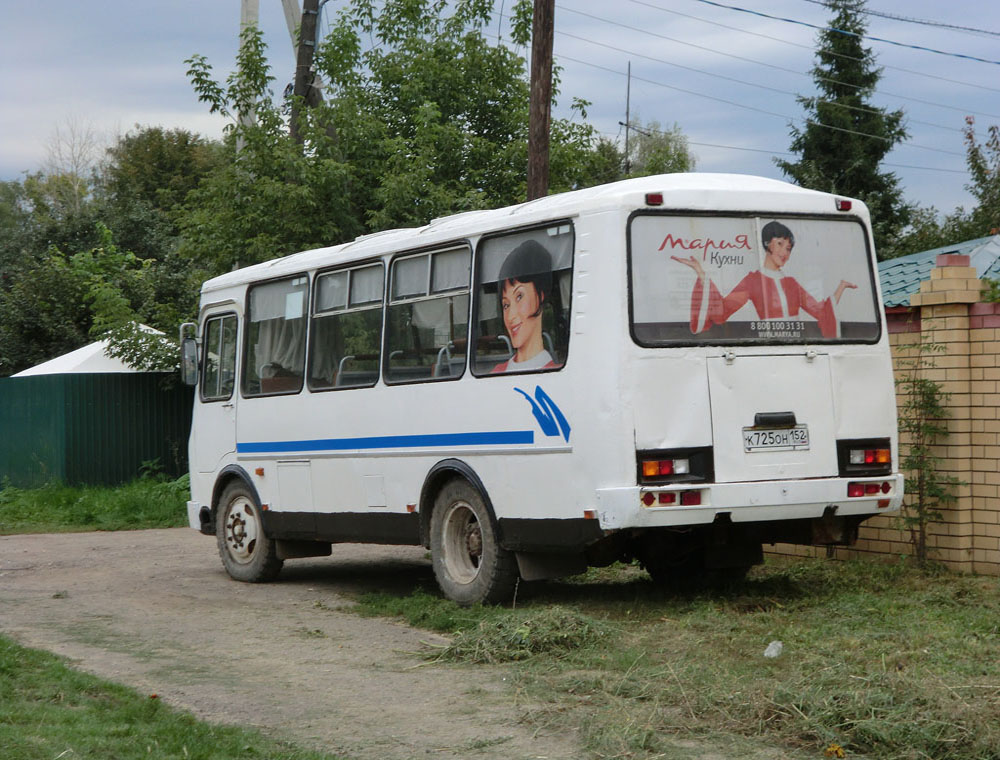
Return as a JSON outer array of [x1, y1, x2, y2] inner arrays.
[[770, 254, 1000, 575]]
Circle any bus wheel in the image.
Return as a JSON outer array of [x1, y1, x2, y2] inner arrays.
[[216, 481, 283, 583], [430, 480, 518, 605]]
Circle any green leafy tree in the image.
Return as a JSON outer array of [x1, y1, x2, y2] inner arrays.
[[625, 119, 695, 177], [961, 116, 1000, 236], [179, 26, 358, 274], [895, 340, 962, 564], [178, 0, 609, 275], [880, 117, 1000, 259], [776, 0, 910, 256]]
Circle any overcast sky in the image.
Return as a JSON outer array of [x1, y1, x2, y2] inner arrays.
[[2, 0, 998, 218]]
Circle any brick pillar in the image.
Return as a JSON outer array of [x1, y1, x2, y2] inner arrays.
[[905, 254, 982, 570]]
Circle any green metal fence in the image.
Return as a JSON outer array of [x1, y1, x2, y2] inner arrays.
[[0, 374, 193, 487]]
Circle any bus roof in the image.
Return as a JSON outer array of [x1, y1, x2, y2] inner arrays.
[[200, 173, 866, 293]]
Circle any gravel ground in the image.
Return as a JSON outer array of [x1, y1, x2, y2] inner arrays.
[[0, 528, 578, 760]]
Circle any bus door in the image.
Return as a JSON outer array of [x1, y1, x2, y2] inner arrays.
[[707, 352, 837, 482], [193, 309, 240, 474]]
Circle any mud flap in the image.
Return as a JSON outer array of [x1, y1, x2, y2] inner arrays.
[[515, 551, 587, 581]]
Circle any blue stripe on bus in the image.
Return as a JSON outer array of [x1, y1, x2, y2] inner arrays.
[[236, 430, 535, 454]]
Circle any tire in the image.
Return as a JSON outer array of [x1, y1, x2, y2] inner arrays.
[[216, 481, 283, 583], [430, 480, 519, 605]]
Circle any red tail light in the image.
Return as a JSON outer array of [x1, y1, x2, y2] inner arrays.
[[847, 482, 865, 498]]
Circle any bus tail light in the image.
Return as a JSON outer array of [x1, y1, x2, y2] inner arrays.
[[641, 458, 690, 478], [640, 489, 700, 508], [680, 491, 701, 506], [836, 198, 852, 211], [638, 448, 713, 484], [838, 439, 892, 476], [848, 481, 892, 498]]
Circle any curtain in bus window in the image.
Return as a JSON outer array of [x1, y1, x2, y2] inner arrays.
[[245, 277, 308, 394], [431, 248, 470, 292], [472, 224, 574, 375], [350, 265, 383, 305], [386, 249, 470, 383], [309, 265, 383, 391], [629, 215, 879, 345]]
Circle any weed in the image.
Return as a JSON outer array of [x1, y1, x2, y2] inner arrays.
[[434, 606, 614, 664], [354, 556, 1000, 760], [0, 475, 189, 534]]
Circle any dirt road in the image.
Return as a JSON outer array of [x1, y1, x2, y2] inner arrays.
[[0, 529, 578, 759]]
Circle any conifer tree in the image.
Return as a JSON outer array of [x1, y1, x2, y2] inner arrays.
[[776, 0, 909, 255]]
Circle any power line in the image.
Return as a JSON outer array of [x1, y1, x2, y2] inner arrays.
[[595, 130, 969, 175], [558, 4, 1000, 120], [558, 53, 965, 157], [555, 26, 960, 133], [691, 0, 1000, 66], [614, 0, 1000, 95], [793, 0, 1000, 39]]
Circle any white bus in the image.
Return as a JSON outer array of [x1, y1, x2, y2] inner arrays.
[[181, 174, 903, 604]]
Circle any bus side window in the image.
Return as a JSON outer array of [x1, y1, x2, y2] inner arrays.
[[472, 224, 573, 376], [243, 276, 309, 396], [201, 314, 238, 401], [385, 247, 470, 384], [309, 263, 384, 390]]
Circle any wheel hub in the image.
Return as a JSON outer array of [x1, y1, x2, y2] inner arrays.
[[464, 523, 482, 563]]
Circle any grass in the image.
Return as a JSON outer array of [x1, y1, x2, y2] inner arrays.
[[354, 558, 1000, 760], [0, 635, 345, 760], [0, 474, 189, 534]]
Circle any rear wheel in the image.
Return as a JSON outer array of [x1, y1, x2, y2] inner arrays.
[[430, 480, 518, 605], [216, 481, 283, 582]]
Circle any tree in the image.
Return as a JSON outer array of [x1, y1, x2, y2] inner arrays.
[[625, 119, 695, 177], [0, 224, 174, 376], [179, 26, 358, 275], [879, 117, 1000, 259], [776, 0, 909, 255], [177, 0, 608, 275], [962, 116, 1000, 236]]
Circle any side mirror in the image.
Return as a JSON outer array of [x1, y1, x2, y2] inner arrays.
[[181, 337, 198, 387]]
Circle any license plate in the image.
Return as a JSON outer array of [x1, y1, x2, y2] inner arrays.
[[743, 425, 810, 452]]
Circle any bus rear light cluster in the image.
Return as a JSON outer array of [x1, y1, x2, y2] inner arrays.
[[637, 447, 713, 485], [848, 447, 890, 466], [837, 438, 892, 477], [641, 458, 690, 478], [847, 481, 892, 498], [641, 489, 702, 507]]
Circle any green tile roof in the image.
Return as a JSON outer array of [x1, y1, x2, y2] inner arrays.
[[878, 235, 999, 307]]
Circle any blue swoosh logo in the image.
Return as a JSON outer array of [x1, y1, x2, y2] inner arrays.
[[514, 386, 571, 443]]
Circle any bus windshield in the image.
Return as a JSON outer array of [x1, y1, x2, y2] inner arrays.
[[629, 214, 880, 346]]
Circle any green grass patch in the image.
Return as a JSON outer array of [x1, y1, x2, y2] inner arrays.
[[0, 634, 344, 760], [0, 474, 189, 534], [353, 558, 1000, 760]]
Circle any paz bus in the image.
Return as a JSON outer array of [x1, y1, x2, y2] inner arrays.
[[181, 174, 904, 604]]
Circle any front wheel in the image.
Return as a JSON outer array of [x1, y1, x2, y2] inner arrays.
[[430, 480, 519, 605], [216, 481, 283, 583]]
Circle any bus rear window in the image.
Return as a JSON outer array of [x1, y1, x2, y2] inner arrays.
[[629, 214, 880, 345]]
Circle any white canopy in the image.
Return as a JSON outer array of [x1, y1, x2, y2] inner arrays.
[[12, 326, 166, 377]]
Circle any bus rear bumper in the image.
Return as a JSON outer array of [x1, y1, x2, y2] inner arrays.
[[596, 473, 904, 530], [187, 501, 214, 535]]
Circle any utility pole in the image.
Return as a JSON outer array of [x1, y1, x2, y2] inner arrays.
[[290, 0, 322, 144], [526, 0, 554, 201], [237, 0, 260, 152], [624, 61, 631, 176], [280, 0, 302, 51]]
